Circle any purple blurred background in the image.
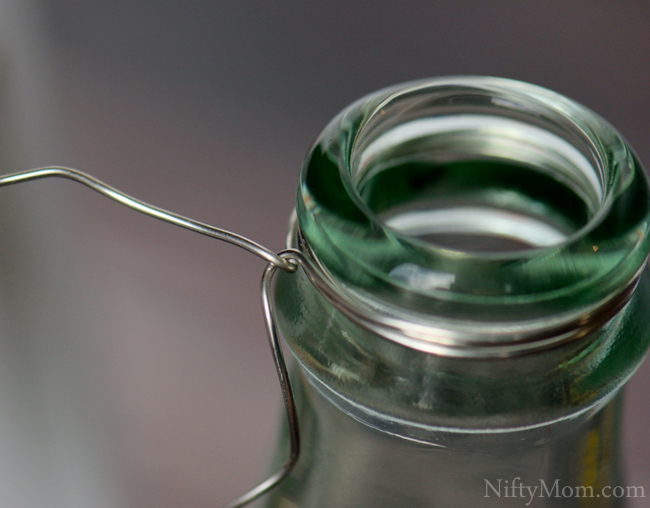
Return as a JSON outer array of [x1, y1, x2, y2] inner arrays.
[[9, 1, 650, 506]]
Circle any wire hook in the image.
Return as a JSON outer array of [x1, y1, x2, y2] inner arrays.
[[223, 255, 300, 507], [0, 167, 302, 507]]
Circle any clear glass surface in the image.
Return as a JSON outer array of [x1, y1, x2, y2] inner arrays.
[[266, 77, 650, 507], [267, 372, 626, 508]]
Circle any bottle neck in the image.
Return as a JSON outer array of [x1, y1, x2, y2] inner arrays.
[[273, 263, 650, 431], [266, 366, 625, 508]]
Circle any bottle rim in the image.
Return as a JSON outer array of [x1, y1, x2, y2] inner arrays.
[[295, 76, 650, 355]]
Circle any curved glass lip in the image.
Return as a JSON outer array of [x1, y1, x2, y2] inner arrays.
[[296, 76, 650, 329]]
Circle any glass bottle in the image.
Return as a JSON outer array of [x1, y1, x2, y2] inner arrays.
[[265, 77, 650, 507]]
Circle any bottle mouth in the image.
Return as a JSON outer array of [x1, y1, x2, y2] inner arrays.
[[363, 114, 600, 253], [296, 77, 650, 355]]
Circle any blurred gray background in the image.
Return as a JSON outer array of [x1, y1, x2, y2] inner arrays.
[[4, 1, 649, 507]]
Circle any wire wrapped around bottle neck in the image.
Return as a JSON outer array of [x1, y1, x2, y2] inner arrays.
[[288, 219, 647, 358]]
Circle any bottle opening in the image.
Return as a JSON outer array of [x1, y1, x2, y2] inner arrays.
[[298, 77, 650, 339], [355, 115, 602, 254]]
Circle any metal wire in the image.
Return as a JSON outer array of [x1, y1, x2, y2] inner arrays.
[[0, 166, 301, 507], [223, 255, 301, 508], [0, 167, 296, 272]]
